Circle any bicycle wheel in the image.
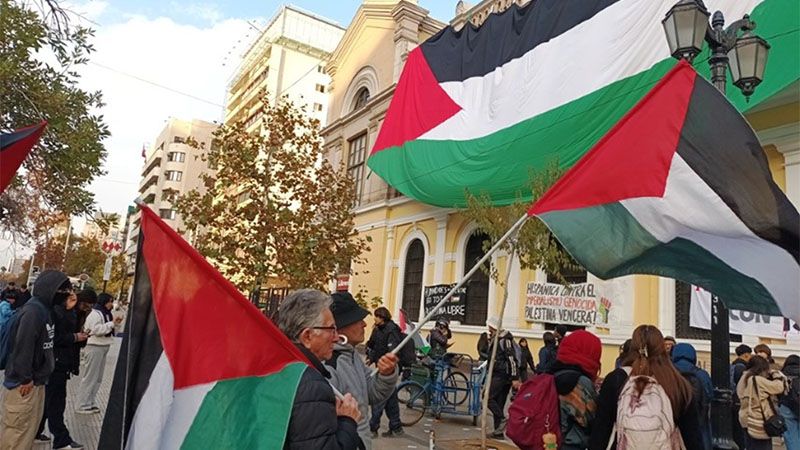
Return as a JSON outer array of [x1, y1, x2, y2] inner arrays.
[[443, 371, 469, 406], [396, 382, 428, 426]]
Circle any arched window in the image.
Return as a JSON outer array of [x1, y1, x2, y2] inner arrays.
[[463, 232, 490, 326], [401, 239, 425, 321], [353, 87, 370, 111]]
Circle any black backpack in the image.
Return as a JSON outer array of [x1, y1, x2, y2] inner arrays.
[[781, 376, 800, 414]]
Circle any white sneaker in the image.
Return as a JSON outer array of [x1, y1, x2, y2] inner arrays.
[[75, 406, 100, 414]]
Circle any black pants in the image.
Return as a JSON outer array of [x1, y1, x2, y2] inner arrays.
[[37, 369, 72, 447], [732, 406, 747, 450], [488, 374, 511, 430]]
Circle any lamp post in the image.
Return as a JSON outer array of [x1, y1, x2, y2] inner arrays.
[[662, 1, 770, 449]]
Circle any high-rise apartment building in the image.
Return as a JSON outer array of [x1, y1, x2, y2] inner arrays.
[[126, 118, 218, 260], [225, 5, 344, 132]]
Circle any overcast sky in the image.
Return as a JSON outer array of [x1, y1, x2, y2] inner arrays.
[[0, 0, 456, 263]]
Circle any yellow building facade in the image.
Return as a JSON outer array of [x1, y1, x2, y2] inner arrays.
[[322, 0, 800, 377]]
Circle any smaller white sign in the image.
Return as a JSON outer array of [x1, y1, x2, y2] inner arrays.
[[103, 256, 113, 281]]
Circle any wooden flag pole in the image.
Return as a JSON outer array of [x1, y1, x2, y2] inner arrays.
[[386, 214, 529, 362], [480, 235, 520, 449]]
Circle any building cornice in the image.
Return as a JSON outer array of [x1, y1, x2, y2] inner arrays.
[[758, 123, 800, 154], [320, 84, 396, 138]]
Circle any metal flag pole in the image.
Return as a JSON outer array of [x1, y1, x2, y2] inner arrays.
[[386, 213, 529, 359]]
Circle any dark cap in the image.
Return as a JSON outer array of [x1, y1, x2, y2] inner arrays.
[[330, 292, 369, 329], [735, 344, 752, 356]]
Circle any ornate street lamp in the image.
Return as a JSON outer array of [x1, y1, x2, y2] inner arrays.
[[663, 2, 770, 449]]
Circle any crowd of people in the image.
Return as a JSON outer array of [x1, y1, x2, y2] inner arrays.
[[0, 272, 123, 450], [1, 280, 797, 450]]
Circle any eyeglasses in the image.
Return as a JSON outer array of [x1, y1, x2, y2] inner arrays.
[[309, 326, 338, 334]]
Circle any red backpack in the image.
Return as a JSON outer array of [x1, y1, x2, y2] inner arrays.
[[507, 373, 562, 450]]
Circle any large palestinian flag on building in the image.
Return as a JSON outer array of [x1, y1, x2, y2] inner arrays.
[[529, 61, 800, 322], [0, 121, 46, 193], [99, 206, 310, 449], [369, 0, 798, 208]]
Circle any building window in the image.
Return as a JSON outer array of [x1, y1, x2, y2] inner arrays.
[[401, 239, 425, 321], [159, 209, 176, 220], [167, 151, 186, 162], [315, 84, 325, 93], [173, 136, 185, 144], [463, 232, 490, 326], [165, 170, 183, 182], [317, 65, 324, 73], [313, 103, 323, 112], [347, 133, 367, 206], [237, 190, 251, 204], [353, 87, 370, 111]]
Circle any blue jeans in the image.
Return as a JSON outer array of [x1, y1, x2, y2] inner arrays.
[[369, 389, 401, 432], [781, 404, 800, 450]]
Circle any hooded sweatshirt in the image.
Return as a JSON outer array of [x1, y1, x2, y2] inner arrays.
[[551, 330, 601, 449], [672, 343, 713, 450], [84, 301, 115, 346], [324, 342, 398, 450], [3, 270, 66, 388]]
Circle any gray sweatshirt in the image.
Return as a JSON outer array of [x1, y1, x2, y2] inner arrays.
[[324, 342, 398, 450]]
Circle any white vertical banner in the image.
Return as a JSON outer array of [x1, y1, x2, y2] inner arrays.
[[103, 256, 113, 281], [689, 285, 799, 338]]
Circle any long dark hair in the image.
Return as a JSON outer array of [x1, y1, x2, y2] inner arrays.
[[744, 355, 771, 381], [629, 325, 692, 417]]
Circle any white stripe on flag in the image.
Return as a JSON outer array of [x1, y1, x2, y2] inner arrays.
[[420, 0, 761, 142], [126, 352, 215, 450], [621, 153, 800, 321]]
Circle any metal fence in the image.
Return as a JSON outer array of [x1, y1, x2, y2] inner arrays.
[[251, 287, 290, 319]]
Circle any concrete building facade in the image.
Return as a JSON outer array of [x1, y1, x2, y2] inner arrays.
[[126, 118, 218, 260], [225, 5, 345, 132]]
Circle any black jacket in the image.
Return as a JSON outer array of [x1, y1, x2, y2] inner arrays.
[[365, 321, 401, 364], [477, 331, 518, 380], [3, 270, 64, 387], [519, 346, 535, 373], [52, 304, 81, 375], [284, 344, 362, 450], [588, 367, 706, 450]]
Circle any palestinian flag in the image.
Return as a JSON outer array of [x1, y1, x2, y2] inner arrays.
[[529, 61, 800, 322], [398, 309, 430, 355], [0, 121, 46, 193], [368, 0, 798, 208], [99, 205, 310, 449]]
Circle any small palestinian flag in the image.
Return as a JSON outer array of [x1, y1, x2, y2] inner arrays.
[[529, 61, 800, 322], [0, 121, 46, 193], [398, 309, 430, 355], [99, 205, 310, 449], [368, 0, 796, 208]]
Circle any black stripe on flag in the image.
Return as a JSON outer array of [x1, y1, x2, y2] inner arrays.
[[99, 230, 164, 449], [676, 77, 800, 264], [420, 0, 618, 83]]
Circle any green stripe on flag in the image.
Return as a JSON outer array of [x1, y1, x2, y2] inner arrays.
[[181, 362, 306, 449], [539, 203, 780, 315]]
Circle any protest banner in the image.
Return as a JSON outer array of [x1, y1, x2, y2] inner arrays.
[[524, 281, 612, 326], [424, 284, 467, 322], [690, 285, 799, 338]]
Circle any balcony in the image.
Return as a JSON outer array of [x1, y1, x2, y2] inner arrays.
[[138, 174, 159, 194], [142, 156, 162, 177]]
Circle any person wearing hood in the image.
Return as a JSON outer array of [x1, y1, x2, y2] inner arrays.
[[780, 355, 800, 450], [77, 293, 121, 414], [277, 289, 362, 450], [672, 343, 713, 450], [731, 343, 753, 450], [324, 292, 398, 448], [549, 330, 601, 450], [36, 287, 88, 449], [0, 270, 67, 450], [477, 316, 520, 438]]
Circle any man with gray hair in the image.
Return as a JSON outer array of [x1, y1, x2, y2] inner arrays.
[[277, 289, 363, 450]]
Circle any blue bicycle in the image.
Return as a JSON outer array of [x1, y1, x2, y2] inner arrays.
[[396, 353, 487, 426]]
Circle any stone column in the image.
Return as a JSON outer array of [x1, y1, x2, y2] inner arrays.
[[433, 214, 448, 284], [391, 2, 427, 83]]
